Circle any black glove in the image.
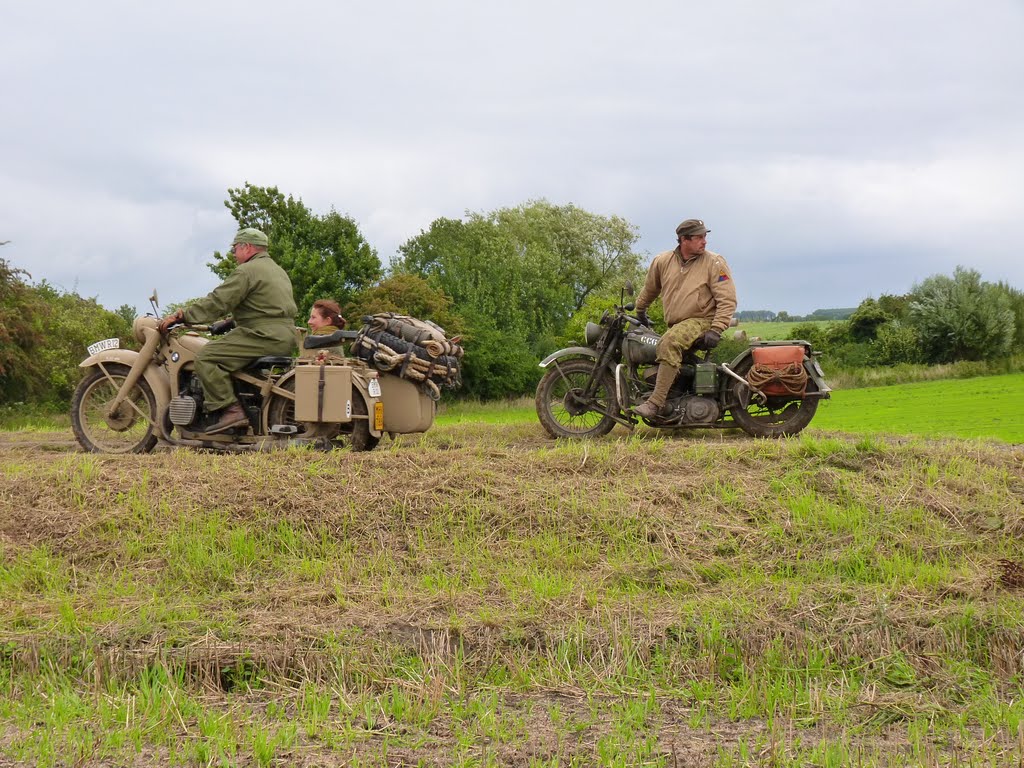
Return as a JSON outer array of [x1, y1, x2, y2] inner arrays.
[[700, 330, 721, 350], [209, 318, 236, 336], [635, 309, 650, 327]]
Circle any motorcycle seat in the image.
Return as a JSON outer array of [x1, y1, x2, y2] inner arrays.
[[246, 356, 294, 370]]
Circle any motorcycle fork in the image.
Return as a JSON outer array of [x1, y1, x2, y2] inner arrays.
[[104, 328, 162, 426]]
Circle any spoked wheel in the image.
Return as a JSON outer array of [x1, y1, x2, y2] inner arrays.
[[71, 364, 159, 453], [266, 376, 379, 451], [535, 358, 617, 439], [729, 358, 819, 438]]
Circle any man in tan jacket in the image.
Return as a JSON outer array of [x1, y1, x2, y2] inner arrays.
[[632, 218, 737, 419]]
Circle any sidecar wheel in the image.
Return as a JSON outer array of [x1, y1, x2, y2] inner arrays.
[[729, 358, 819, 438], [342, 391, 379, 452], [71, 364, 158, 453], [535, 358, 617, 439]]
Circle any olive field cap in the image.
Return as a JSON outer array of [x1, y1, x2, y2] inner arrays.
[[675, 219, 710, 237], [232, 227, 269, 247]]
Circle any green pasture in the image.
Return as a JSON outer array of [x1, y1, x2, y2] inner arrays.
[[727, 320, 829, 340], [437, 373, 1024, 443], [7, 372, 1023, 444], [813, 372, 1024, 443]]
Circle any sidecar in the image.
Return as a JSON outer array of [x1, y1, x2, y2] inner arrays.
[[286, 329, 439, 450]]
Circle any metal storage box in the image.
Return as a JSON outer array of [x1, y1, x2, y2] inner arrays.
[[294, 364, 353, 423]]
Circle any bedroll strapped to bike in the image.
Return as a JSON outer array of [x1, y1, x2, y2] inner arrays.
[[352, 314, 463, 398]]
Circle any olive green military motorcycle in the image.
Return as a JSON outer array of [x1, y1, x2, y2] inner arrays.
[[535, 285, 831, 439], [71, 294, 447, 454]]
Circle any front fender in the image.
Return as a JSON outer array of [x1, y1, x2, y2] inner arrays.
[[80, 349, 171, 413], [539, 346, 599, 368]]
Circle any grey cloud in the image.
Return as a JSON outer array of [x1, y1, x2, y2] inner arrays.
[[1, 0, 1021, 317]]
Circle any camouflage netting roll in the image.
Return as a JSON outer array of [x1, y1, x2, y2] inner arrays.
[[352, 314, 463, 398]]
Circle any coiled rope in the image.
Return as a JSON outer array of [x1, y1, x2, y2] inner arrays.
[[746, 363, 808, 396]]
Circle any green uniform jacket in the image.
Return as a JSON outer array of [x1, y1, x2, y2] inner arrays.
[[635, 248, 737, 333], [183, 252, 297, 331], [184, 251, 298, 411]]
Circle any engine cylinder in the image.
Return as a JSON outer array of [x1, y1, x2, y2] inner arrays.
[[168, 396, 199, 425]]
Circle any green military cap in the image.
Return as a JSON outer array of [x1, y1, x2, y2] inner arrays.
[[675, 219, 710, 237], [231, 227, 269, 247]]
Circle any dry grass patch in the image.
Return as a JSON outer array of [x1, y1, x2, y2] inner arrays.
[[1, 425, 1023, 766]]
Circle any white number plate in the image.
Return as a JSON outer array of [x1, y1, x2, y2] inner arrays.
[[367, 379, 381, 398], [87, 338, 120, 356]]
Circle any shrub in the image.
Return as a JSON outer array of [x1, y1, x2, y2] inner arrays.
[[909, 267, 1014, 362]]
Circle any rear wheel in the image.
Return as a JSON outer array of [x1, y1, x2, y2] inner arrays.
[[729, 357, 819, 438], [535, 358, 617, 439], [71, 364, 158, 453], [266, 376, 379, 451]]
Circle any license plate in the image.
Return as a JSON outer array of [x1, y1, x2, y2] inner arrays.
[[373, 401, 384, 431], [87, 338, 120, 356], [367, 378, 381, 398]]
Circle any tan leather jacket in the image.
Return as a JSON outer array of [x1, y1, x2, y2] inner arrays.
[[636, 248, 737, 333]]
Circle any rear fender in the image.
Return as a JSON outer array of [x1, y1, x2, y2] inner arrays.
[[538, 346, 599, 368], [80, 350, 171, 414], [351, 376, 383, 438]]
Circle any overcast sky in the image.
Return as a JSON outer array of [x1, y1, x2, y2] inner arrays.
[[2, 1, 1022, 316]]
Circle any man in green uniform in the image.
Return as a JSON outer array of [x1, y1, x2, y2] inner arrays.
[[159, 228, 297, 433], [632, 219, 737, 419]]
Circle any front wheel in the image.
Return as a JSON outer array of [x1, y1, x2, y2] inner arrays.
[[729, 358, 819, 438], [535, 358, 618, 439], [71, 364, 159, 453]]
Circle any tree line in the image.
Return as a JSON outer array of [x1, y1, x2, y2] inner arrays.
[[2, 184, 1022, 406], [784, 269, 1024, 371]]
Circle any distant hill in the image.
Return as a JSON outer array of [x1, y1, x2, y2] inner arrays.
[[736, 308, 855, 322]]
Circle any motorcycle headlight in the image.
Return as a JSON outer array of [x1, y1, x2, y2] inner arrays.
[[584, 322, 602, 347]]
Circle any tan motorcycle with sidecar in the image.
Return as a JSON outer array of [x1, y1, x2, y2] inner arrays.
[[71, 293, 462, 453]]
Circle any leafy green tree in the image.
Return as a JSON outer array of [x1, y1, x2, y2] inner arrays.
[[994, 281, 1024, 353], [455, 310, 540, 400], [397, 200, 641, 340], [0, 258, 46, 401], [848, 298, 891, 342], [1, 260, 135, 405], [396, 200, 641, 398], [871, 320, 923, 365], [209, 184, 382, 321], [876, 293, 911, 321], [909, 267, 1015, 362], [32, 282, 135, 404], [345, 273, 463, 335]]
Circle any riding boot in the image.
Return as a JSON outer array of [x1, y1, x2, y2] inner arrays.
[[204, 403, 249, 434], [633, 363, 679, 419]]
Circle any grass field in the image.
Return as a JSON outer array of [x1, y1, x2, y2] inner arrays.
[[813, 373, 1024, 443], [727, 321, 828, 340], [1, 389, 1023, 765], [437, 373, 1024, 444]]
